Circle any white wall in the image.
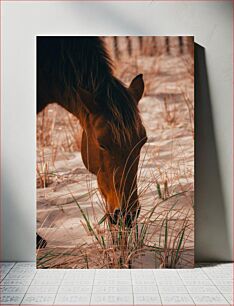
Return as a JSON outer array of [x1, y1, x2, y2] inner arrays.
[[1, 1, 233, 261]]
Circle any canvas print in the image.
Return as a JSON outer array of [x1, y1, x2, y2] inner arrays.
[[37, 36, 194, 268]]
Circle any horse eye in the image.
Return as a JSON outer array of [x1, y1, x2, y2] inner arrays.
[[99, 144, 107, 151]]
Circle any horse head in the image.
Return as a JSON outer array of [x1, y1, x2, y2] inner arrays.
[[79, 74, 147, 226]]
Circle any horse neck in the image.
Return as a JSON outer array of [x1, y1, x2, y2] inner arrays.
[[37, 37, 114, 119]]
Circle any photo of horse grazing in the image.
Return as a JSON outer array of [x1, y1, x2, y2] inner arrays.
[[37, 37, 147, 248], [37, 36, 194, 269]]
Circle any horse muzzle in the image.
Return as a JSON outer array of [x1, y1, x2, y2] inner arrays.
[[110, 207, 141, 227]]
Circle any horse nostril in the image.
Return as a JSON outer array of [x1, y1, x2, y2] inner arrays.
[[114, 208, 121, 222], [109, 208, 121, 225]]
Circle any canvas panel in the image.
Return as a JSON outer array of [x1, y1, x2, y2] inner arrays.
[[36, 36, 194, 269]]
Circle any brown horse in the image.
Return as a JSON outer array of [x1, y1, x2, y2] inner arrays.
[[37, 37, 147, 246]]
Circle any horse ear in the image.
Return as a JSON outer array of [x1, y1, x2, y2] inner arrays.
[[77, 87, 97, 114], [129, 74, 144, 104]]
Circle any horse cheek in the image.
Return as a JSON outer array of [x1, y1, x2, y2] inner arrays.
[[81, 131, 99, 175]]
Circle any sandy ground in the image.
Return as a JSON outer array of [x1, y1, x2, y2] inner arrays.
[[37, 48, 194, 268]]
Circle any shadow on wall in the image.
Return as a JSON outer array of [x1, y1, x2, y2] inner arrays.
[[195, 43, 231, 261]]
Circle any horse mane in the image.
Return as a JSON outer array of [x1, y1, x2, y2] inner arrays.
[[38, 36, 141, 144], [99, 76, 141, 144]]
